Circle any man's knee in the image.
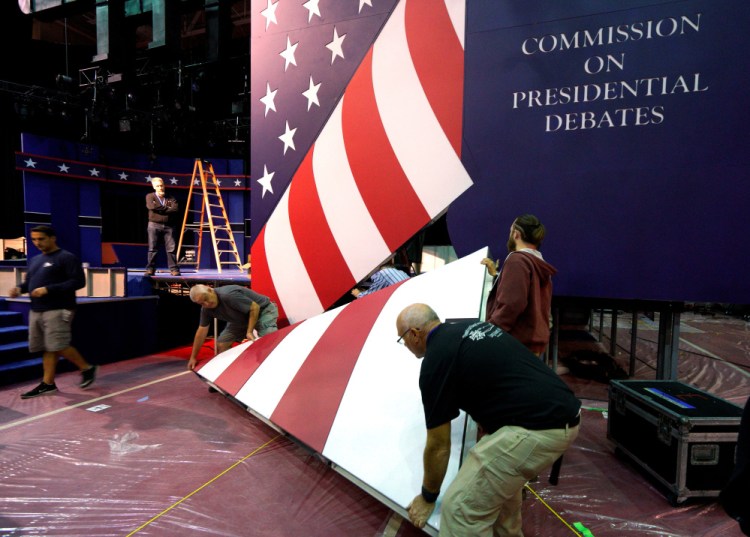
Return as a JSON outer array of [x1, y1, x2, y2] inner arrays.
[[438, 497, 493, 537], [257, 324, 278, 337], [216, 341, 232, 354]]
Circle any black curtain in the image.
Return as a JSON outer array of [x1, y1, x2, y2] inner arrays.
[[0, 96, 25, 239], [0, 3, 31, 239]]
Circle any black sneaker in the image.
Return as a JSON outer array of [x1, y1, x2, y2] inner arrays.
[[80, 365, 98, 388], [21, 382, 58, 399]]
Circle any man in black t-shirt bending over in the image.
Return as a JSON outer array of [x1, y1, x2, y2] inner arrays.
[[396, 303, 581, 536]]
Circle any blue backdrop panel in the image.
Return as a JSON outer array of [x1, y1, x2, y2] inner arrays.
[[111, 244, 148, 269], [452, 0, 750, 303], [78, 181, 103, 265], [17, 133, 249, 270], [23, 175, 53, 217], [49, 177, 83, 256], [22, 174, 97, 263]]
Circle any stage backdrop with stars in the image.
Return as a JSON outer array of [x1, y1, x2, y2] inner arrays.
[[16, 132, 248, 267], [249, 0, 472, 325], [251, 0, 750, 312]]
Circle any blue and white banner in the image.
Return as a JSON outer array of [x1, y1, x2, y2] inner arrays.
[[451, 0, 750, 303]]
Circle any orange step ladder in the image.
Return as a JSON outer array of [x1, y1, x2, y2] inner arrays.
[[176, 159, 243, 273]]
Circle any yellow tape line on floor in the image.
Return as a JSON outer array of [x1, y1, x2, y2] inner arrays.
[[524, 483, 584, 536], [126, 434, 282, 536]]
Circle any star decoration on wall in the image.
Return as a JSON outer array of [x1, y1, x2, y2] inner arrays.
[[257, 165, 275, 198], [279, 121, 297, 154], [260, 83, 278, 117], [326, 27, 346, 64], [261, 0, 279, 31], [303, 0, 321, 22], [280, 36, 299, 71], [302, 76, 322, 111]]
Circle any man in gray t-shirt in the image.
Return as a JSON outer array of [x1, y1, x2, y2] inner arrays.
[[187, 284, 278, 370]]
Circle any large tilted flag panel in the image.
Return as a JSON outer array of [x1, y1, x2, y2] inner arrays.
[[269, 284, 401, 452], [250, 0, 472, 325], [235, 312, 342, 419], [196, 248, 490, 533]]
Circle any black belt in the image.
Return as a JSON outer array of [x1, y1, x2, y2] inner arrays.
[[545, 412, 581, 430], [486, 411, 581, 433]]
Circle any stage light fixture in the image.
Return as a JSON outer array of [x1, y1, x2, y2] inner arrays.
[[56, 74, 75, 92]]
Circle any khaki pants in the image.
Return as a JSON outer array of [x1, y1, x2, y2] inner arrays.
[[439, 422, 580, 537]]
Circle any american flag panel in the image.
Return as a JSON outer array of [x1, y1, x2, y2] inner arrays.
[[196, 248, 490, 532], [250, 0, 473, 325]]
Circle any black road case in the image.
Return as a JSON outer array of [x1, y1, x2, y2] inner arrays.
[[608, 380, 743, 505]]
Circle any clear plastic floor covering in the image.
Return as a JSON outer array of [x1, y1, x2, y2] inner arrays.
[[0, 311, 748, 536]]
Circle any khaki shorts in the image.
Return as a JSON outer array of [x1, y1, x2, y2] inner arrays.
[[29, 309, 74, 353], [439, 422, 580, 536]]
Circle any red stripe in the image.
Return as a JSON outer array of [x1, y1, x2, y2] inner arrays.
[[406, 0, 464, 155], [288, 150, 356, 309], [250, 229, 290, 327], [211, 324, 299, 395], [343, 48, 431, 251], [270, 282, 404, 452]]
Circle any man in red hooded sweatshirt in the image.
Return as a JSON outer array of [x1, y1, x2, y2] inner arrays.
[[482, 214, 557, 356]]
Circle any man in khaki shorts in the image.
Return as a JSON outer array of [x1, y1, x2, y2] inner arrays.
[[9, 226, 98, 399], [396, 303, 580, 536]]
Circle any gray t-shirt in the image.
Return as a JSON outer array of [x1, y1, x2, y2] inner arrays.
[[199, 285, 270, 327]]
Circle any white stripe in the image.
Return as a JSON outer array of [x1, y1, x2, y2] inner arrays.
[[372, 1, 473, 217], [196, 341, 252, 382], [234, 308, 343, 417], [264, 188, 324, 323], [445, 0, 466, 50], [314, 100, 392, 279]]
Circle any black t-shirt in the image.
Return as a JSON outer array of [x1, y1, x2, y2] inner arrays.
[[419, 321, 580, 434]]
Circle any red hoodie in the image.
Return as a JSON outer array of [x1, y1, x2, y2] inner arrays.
[[485, 250, 557, 355]]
